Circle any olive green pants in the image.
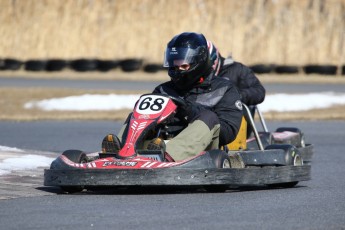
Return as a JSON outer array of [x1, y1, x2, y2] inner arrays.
[[165, 120, 220, 161]]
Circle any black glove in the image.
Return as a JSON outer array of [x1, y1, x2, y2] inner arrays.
[[176, 100, 207, 122]]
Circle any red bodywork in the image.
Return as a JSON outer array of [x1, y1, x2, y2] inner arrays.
[[57, 94, 207, 170], [118, 94, 177, 158]]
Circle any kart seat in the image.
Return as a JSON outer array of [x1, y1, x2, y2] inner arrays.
[[225, 104, 264, 151], [226, 116, 247, 150]]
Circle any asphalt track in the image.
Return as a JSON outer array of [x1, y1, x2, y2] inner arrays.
[[0, 78, 345, 229], [1, 76, 345, 93]]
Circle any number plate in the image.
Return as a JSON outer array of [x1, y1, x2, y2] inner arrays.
[[135, 95, 169, 115]]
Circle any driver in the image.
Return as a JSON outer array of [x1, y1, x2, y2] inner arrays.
[[102, 32, 243, 161]]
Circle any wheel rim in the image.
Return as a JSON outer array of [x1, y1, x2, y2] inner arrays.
[[229, 154, 245, 168], [222, 159, 231, 168], [300, 135, 306, 147], [293, 155, 303, 166]]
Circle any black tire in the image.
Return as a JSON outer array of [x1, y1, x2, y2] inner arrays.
[[143, 63, 165, 73], [265, 144, 302, 166], [0, 58, 23, 70], [204, 150, 230, 192], [25, 60, 47, 71], [60, 150, 87, 193], [275, 127, 301, 133], [209, 150, 231, 168], [265, 144, 302, 188], [303, 65, 337, 75], [274, 65, 299, 74], [46, 59, 68, 71], [249, 64, 275, 74], [97, 59, 119, 72], [70, 59, 98, 72], [62, 149, 87, 163], [120, 58, 143, 72]]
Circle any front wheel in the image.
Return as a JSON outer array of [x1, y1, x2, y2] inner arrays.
[[204, 150, 230, 193], [209, 150, 231, 168], [60, 150, 87, 193]]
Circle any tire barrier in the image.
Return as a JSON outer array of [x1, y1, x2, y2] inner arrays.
[[303, 65, 338, 75], [249, 64, 275, 74], [0, 58, 344, 76], [143, 63, 166, 73], [274, 65, 299, 74], [97, 60, 119, 72], [70, 59, 98, 72], [119, 58, 143, 72], [46, 59, 68, 72], [24, 60, 47, 71], [0, 58, 23, 70]]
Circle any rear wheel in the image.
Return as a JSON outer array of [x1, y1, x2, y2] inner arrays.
[[265, 144, 302, 166], [60, 150, 87, 193], [265, 144, 302, 188]]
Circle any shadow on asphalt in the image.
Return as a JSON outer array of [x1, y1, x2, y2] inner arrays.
[[36, 184, 307, 195]]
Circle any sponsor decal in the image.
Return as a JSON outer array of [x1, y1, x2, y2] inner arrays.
[[235, 100, 243, 110], [139, 114, 151, 119], [170, 47, 178, 55], [102, 161, 138, 167]]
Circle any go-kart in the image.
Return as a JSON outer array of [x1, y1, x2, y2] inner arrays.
[[44, 94, 311, 193]]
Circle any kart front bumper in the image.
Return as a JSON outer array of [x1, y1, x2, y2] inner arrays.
[[44, 165, 311, 187]]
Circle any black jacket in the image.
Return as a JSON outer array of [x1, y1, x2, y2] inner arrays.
[[153, 73, 243, 146], [218, 58, 266, 106]]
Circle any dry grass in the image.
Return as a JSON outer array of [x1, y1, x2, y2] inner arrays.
[[0, 0, 344, 66], [1, 86, 345, 121]]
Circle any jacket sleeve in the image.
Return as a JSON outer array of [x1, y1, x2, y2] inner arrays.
[[237, 63, 266, 105], [214, 83, 243, 146]]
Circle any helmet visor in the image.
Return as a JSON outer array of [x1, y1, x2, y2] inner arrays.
[[163, 47, 203, 67]]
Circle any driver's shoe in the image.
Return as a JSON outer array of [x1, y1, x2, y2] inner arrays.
[[147, 138, 175, 162], [102, 134, 122, 153], [147, 138, 166, 152]]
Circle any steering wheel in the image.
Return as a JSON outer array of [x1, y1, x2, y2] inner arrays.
[[166, 95, 187, 107]]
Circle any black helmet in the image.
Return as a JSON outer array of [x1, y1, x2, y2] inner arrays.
[[163, 32, 212, 90]]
